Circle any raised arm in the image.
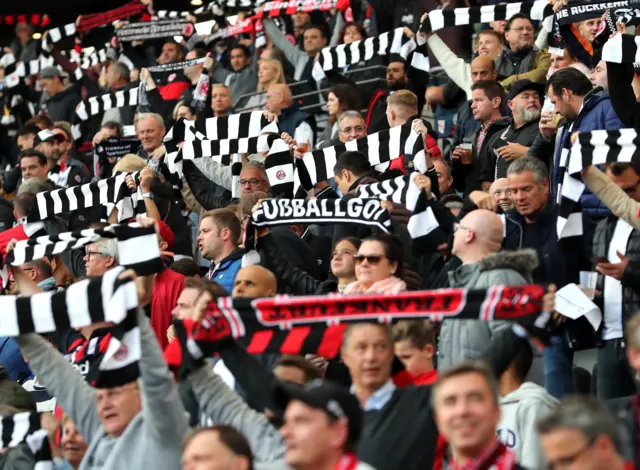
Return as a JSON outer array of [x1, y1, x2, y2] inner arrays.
[[138, 307, 190, 444], [16, 333, 101, 442]]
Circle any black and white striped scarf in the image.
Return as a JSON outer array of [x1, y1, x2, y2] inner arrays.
[[317, 27, 429, 74], [147, 58, 205, 73], [5, 224, 163, 276], [4, 266, 141, 388], [293, 123, 427, 192], [75, 88, 139, 122], [252, 197, 392, 232], [418, 0, 553, 34], [355, 172, 445, 250], [164, 112, 279, 197], [45, 23, 77, 45], [264, 139, 296, 198], [558, 129, 640, 237], [602, 33, 640, 64], [26, 172, 145, 223], [0, 412, 52, 470]]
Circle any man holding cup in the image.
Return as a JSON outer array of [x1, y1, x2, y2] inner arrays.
[[452, 80, 507, 196]]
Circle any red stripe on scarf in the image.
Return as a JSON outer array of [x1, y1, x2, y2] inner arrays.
[[76, 1, 147, 33]]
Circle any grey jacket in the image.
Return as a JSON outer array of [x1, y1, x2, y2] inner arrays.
[[16, 309, 189, 470], [188, 363, 290, 470], [212, 64, 258, 107], [437, 249, 539, 371], [263, 19, 313, 81]]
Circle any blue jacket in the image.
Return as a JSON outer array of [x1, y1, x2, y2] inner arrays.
[[206, 247, 245, 294], [553, 89, 623, 219]]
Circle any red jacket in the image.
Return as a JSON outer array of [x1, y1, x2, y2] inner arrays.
[[0, 221, 44, 258], [151, 268, 184, 351]]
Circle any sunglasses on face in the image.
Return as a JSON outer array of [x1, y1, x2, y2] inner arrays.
[[353, 254, 388, 265]]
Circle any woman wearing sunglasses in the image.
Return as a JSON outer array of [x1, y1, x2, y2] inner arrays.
[[344, 233, 407, 294], [257, 232, 362, 294]]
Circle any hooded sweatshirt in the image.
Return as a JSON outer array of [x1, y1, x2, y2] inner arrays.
[[497, 382, 558, 470]]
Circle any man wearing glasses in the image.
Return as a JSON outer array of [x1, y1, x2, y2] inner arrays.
[[49, 124, 90, 188], [83, 239, 118, 277], [496, 14, 550, 92], [538, 396, 627, 470]]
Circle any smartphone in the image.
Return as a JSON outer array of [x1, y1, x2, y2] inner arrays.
[[123, 125, 136, 137]]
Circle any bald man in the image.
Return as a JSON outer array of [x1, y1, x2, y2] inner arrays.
[[490, 178, 514, 212], [438, 208, 538, 370], [232, 265, 277, 298], [264, 83, 315, 149]]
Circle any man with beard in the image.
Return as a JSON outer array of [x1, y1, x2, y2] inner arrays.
[[480, 80, 543, 189], [366, 54, 427, 133], [33, 129, 64, 172]]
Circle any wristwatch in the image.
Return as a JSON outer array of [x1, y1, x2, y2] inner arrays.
[[141, 192, 154, 199]]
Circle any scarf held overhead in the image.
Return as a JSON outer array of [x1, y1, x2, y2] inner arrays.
[[116, 19, 195, 42], [2, 266, 141, 388], [555, 0, 640, 25], [164, 285, 546, 365], [252, 198, 393, 232]]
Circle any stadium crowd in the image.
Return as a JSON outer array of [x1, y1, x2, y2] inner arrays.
[[0, 0, 640, 468]]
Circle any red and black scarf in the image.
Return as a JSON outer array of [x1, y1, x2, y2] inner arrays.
[[76, 0, 150, 34], [449, 440, 517, 470], [164, 285, 545, 367]]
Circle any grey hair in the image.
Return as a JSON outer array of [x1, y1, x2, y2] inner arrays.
[[337, 110, 365, 130], [431, 360, 500, 410], [506, 156, 548, 184], [137, 112, 165, 129], [537, 396, 622, 453], [17, 178, 54, 196], [112, 62, 130, 83], [91, 238, 119, 263], [241, 160, 269, 184]]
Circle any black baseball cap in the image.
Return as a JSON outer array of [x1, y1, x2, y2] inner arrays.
[[273, 379, 363, 445], [34, 129, 65, 146], [507, 79, 545, 101]]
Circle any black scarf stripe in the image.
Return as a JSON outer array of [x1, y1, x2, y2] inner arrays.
[[29, 173, 145, 223], [0, 412, 53, 470], [419, 0, 553, 33], [558, 129, 640, 237], [294, 124, 426, 192]]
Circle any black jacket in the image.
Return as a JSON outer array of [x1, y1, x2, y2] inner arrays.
[[0, 198, 14, 234], [502, 198, 595, 349], [42, 85, 82, 124], [607, 395, 637, 468], [479, 118, 540, 183], [257, 232, 338, 295], [453, 117, 510, 195], [502, 198, 593, 287], [607, 61, 640, 129], [593, 215, 640, 332]]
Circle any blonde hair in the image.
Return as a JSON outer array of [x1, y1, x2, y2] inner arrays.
[[113, 154, 146, 173], [387, 89, 418, 114], [257, 59, 285, 92]]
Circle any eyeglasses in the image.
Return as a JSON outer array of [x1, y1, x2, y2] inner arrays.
[[340, 125, 365, 134], [85, 250, 104, 259], [353, 254, 388, 265], [546, 442, 592, 470], [453, 223, 472, 232], [239, 179, 265, 187], [510, 26, 533, 33]]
